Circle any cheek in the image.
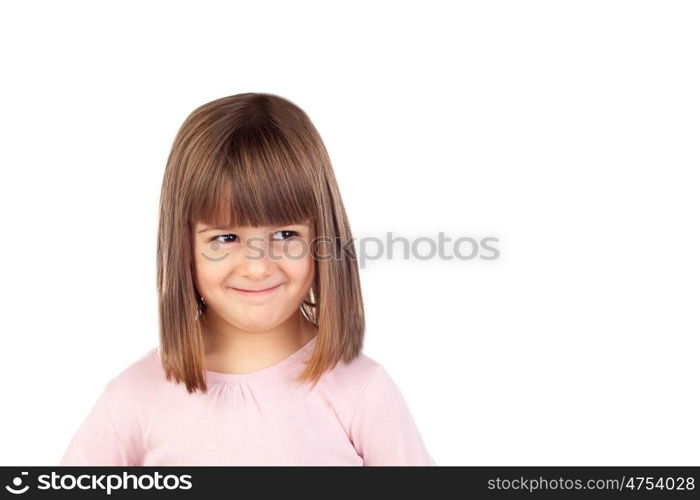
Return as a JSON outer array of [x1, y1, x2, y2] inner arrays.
[[272, 239, 307, 261], [280, 248, 314, 285], [197, 266, 224, 286], [193, 243, 232, 286]]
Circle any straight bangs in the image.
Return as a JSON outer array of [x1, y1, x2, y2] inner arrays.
[[189, 123, 318, 232]]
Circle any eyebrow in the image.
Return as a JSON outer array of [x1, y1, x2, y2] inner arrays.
[[198, 226, 235, 233]]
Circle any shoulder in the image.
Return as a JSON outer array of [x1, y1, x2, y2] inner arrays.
[[327, 351, 406, 404], [65, 348, 161, 465], [319, 350, 386, 394], [310, 350, 397, 421], [101, 347, 167, 405]]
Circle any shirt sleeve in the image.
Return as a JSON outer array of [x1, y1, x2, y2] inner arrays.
[[59, 381, 137, 466], [349, 365, 436, 466]]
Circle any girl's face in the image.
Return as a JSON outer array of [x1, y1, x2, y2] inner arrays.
[[193, 219, 315, 332]]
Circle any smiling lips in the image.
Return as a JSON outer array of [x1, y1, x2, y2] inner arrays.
[[230, 284, 282, 296]]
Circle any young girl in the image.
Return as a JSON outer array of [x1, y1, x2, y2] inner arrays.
[[59, 92, 435, 466]]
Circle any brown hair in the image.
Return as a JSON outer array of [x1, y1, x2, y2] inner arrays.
[[156, 92, 365, 394]]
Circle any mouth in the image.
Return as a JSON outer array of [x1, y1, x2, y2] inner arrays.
[[229, 283, 283, 296]]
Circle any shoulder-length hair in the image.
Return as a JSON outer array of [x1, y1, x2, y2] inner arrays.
[[156, 92, 365, 394]]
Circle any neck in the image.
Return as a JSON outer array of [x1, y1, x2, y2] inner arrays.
[[200, 310, 317, 375]]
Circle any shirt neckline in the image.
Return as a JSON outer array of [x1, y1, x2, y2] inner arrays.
[[155, 335, 318, 383]]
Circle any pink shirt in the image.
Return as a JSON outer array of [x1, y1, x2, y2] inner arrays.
[[59, 336, 436, 466]]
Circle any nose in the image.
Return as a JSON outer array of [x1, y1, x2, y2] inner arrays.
[[236, 236, 276, 280]]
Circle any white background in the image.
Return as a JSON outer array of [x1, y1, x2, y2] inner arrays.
[[1, 1, 698, 466]]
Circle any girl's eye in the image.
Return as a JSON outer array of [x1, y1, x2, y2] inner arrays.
[[209, 231, 299, 244], [210, 234, 239, 244], [272, 230, 299, 241]]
